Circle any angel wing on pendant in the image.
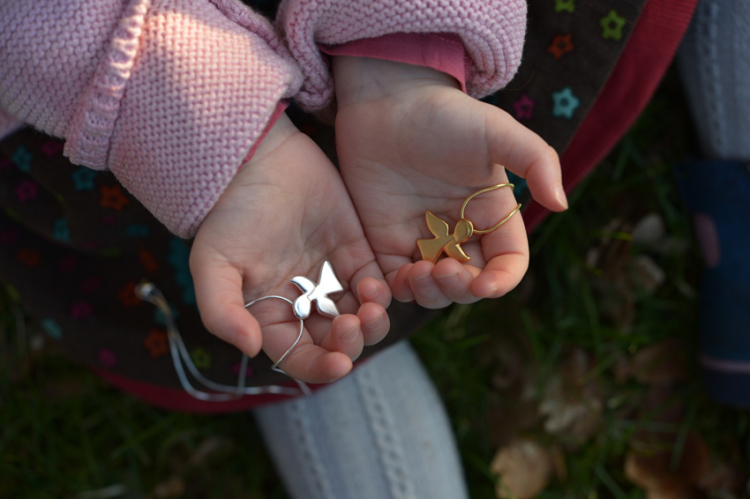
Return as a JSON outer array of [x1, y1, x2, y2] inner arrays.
[[417, 210, 474, 264], [291, 261, 344, 319]]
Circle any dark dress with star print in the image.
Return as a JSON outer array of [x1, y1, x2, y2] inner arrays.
[[0, 0, 695, 411]]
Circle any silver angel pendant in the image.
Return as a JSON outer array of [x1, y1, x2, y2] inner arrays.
[[291, 261, 344, 319]]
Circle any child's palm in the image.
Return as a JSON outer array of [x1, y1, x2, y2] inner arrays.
[[334, 59, 565, 307], [190, 115, 390, 384]]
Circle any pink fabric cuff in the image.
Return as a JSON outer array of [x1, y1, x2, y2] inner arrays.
[[242, 100, 289, 164], [320, 33, 470, 93], [277, 0, 526, 111]]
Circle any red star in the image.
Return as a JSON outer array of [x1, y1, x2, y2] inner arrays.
[[143, 328, 169, 359], [100, 185, 129, 211], [548, 34, 574, 60]]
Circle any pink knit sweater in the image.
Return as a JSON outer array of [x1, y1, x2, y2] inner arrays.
[[278, 0, 527, 110], [0, 0, 526, 238]]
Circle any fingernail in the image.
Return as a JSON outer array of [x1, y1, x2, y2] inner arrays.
[[365, 313, 385, 330], [478, 275, 497, 298], [555, 184, 569, 210], [435, 273, 458, 285], [359, 279, 379, 300], [344, 325, 360, 343]]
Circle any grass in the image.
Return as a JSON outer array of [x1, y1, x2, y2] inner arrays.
[[2, 68, 749, 498]]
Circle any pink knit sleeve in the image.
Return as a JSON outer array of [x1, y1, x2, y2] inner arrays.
[[0, 0, 303, 238], [0, 107, 24, 141], [277, 0, 527, 111]]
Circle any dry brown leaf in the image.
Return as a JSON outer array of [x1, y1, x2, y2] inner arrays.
[[625, 454, 700, 499], [489, 395, 540, 448], [490, 336, 529, 392], [625, 432, 711, 499], [630, 255, 666, 294], [537, 349, 603, 447], [538, 375, 602, 441], [187, 436, 235, 468], [153, 476, 185, 498], [631, 213, 666, 246], [697, 463, 746, 496], [490, 438, 553, 499], [630, 338, 689, 386]]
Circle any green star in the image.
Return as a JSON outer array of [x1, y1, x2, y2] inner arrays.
[[191, 347, 212, 370], [601, 10, 626, 41], [554, 0, 575, 13]]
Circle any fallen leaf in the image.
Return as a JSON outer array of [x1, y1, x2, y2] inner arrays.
[[153, 476, 185, 498], [629, 255, 666, 294], [537, 349, 603, 447], [631, 213, 665, 246], [625, 431, 711, 499], [188, 436, 235, 468], [490, 438, 553, 499], [630, 338, 689, 387], [697, 462, 745, 496]]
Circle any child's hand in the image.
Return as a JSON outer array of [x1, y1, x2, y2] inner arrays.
[[333, 57, 566, 308], [189, 113, 391, 384]]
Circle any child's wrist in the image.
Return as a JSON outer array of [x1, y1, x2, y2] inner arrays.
[[332, 56, 459, 109], [242, 112, 297, 170]]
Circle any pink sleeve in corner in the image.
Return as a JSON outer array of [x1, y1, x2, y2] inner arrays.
[[319, 33, 471, 93], [0, 0, 303, 239]]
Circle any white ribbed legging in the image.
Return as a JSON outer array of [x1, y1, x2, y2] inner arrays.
[[677, 0, 750, 162], [253, 340, 468, 499]]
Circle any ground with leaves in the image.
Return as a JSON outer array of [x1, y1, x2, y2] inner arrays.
[[3, 69, 750, 498]]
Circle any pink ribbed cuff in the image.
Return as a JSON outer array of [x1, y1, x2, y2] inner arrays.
[[64, 0, 151, 170], [242, 100, 289, 164], [320, 33, 470, 93]]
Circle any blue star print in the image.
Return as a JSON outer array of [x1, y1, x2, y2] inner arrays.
[[552, 87, 580, 119], [53, 218, 70, 242], [13, 146, 32, 173], [72, 167, 97, 191], [41, 318, 63, 339]]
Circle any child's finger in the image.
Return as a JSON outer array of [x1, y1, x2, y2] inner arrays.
[[319, 314, 365, 361], [302, 291, 359, 345], [433, 258, 482, 304], [274, 339, 353, 384], [408, 260, 453, 309], [471, 247, 528, 299], [470, 211, 529, 298], [353, 278, 392, 344], [388, 263, 416, 303], [356, 276, 392, 309], [255, 308, 353, 383], [190, 256, 263, 357], [358, 301, 390, 346], [483, 105, 567, 212]]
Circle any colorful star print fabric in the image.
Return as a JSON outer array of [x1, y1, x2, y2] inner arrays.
[[487, 1, 645, 204], [0, 125, 422, 391]]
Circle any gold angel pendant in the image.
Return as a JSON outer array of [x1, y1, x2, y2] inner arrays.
[[417, 211, 474, 264], [416, 183, 522, 264]]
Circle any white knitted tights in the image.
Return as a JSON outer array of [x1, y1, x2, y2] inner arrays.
[[677, 0, 750, 161], [253, 340, 468, 499]]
